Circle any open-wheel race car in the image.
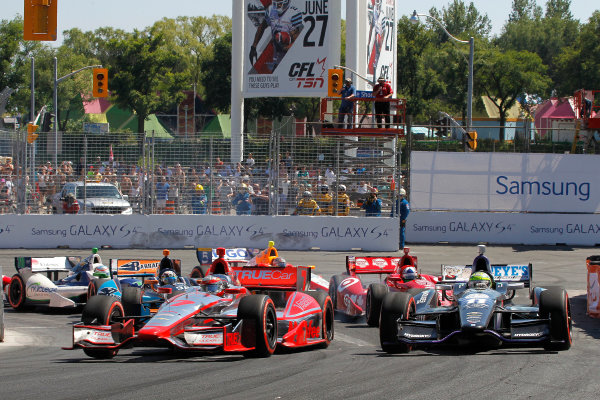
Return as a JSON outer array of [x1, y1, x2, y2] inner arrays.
[[329, 248, 444, 326], [380, 246, 572, 353], [90, 250, 193, 320], [64, 244, 334, 359], [6, 248, 108, 310]]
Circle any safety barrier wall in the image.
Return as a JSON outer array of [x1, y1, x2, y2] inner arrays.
[[409, 211, 600, 246], [0, 215, 398, 251], [587, 256, 600, 318]]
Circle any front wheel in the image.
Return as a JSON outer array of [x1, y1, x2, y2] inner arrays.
[[8, 274, 27, 310], [87, 278, 110, 300], [540, 287, 572, 351], [190, 265, 210, 279], [379, 292, 414, 354], [239, 295, 278, 357], [366, 283, 388, 327], [81, 296, 124, 359]]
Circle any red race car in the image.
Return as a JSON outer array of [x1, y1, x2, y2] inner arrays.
[[329, 248, 446, 326]]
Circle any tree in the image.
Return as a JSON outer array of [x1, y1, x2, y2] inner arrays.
[[508, 0, 542, 22], [108, 29, 188, 134], [476, 48, 550, 141], [428, 0, 491, 44]]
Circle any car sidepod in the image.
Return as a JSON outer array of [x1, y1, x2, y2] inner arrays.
[[277, 291, 333, 348]]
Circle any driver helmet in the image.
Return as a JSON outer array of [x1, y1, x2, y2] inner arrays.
[[468, 271, 492, 289], [161, 270, 177, 285], [201, 275, 224, 294], [402, 266, 418, 281], [93, 264, 110, 279], [271, 257, 287, 267]]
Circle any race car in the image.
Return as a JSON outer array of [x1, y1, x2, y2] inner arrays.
[[329, 248, 443, 326], [6, 248, 107, 310], [92, 253, 193, 324], [191, 242, 329, 291], [64, 260, 334, 359], [380, 250, 572, 353]]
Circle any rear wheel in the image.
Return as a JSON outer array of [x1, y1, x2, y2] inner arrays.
[[8, 275, 27, 310], [81, 296, 124, 359], [87, 278, 110, 300], [540, 287, 572, 351], [239, 295, 277, 357], [328, 274, 344, 311], [380, 292, 414, 354], [302, 291, 334, 347], [121, 286, 143, 317], [366, 283, 389, 327]]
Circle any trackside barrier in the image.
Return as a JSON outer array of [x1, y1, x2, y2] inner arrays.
[[587, 256, 600, 318]]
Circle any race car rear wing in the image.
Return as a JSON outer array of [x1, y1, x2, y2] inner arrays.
[[109, 259, 181, 278], [441, 264, 532, 288], [196, 248, 256, 266], [230, 265, 311, 292], [15, 256, 81, 273], [346, 256, 400, 275]]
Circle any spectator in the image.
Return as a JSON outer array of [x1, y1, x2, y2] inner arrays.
[[251, 186, 270, 215], [216, 179, 233, 215], [335, 184, 351, 216], [362, 192, 382, 217], [315, 184, 332, 215], [156, 176, 169, 214], [293, 191, 320, 215], [245, 153, 255, 169], [231, 185, 252, 215], [191, 184, 207, 214]]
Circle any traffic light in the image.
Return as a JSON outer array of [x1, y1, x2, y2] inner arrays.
[[466, 131, 478, 151], [327, 68, 343, 97], [41, 112, 54, 132], [27, 123, 39, 144], [92, 68, 108, 97], [23, 0, 58, 41]]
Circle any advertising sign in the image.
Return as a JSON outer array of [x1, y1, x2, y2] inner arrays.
[[411, 152, 600, 213], [366, 0, 395, 86], [244, 0, 341, 97]]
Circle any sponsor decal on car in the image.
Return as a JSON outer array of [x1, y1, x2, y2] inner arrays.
[[339, 277, 359, 291]]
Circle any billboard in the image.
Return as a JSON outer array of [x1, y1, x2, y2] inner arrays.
[[244, 0, 341, 97], [410, 152, 600, 213], [366, 0, 395, 86]]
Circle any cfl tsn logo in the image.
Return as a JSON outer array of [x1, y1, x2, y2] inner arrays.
[[288, 62, 325, 89]]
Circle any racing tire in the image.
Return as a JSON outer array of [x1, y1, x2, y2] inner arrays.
[[87, 278, 110, 300], [366, 283, 389, 327], [379, 292, 414, 354], [81, 296, 124, 359], [8, 274, 27, 310], [121, 286, 143, 317], [239, 294, 278, 357], [328, 274, 344, 311], [190, 265, 210, 279], [302, 291, 335, 347], [539, 287, 572, 351]]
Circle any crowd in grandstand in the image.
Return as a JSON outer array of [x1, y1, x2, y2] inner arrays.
[[0, 153, 400, 216]]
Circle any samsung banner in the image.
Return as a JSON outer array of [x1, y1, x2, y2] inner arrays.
[[409, 211, 600, 246], [411, 152, 600, 213], [244, 0, 341, 98], [0, 215, 397, 251]]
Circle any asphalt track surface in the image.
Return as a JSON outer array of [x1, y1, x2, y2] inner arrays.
[[2, 245, 600, 400]]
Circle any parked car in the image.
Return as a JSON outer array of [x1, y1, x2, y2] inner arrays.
[[52, 181, 132, 214]]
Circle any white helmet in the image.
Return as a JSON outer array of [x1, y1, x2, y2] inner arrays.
[[161, 270, 177, 285], [273, 0, 290, 15], [399, 188, 406, 196], [303, 191, 312, 198], [338, 184, 346, 192]]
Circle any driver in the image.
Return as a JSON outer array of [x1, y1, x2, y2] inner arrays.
[[161, 270, 178, 286], [401, 266, 419, 282], [201, 275, 225, 295], [468, 271, 492, 289]]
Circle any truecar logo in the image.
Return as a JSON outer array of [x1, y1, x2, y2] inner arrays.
[[495, 176, 590, 201]]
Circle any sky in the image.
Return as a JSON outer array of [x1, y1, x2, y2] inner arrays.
[[4, 0, 597, 45]]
